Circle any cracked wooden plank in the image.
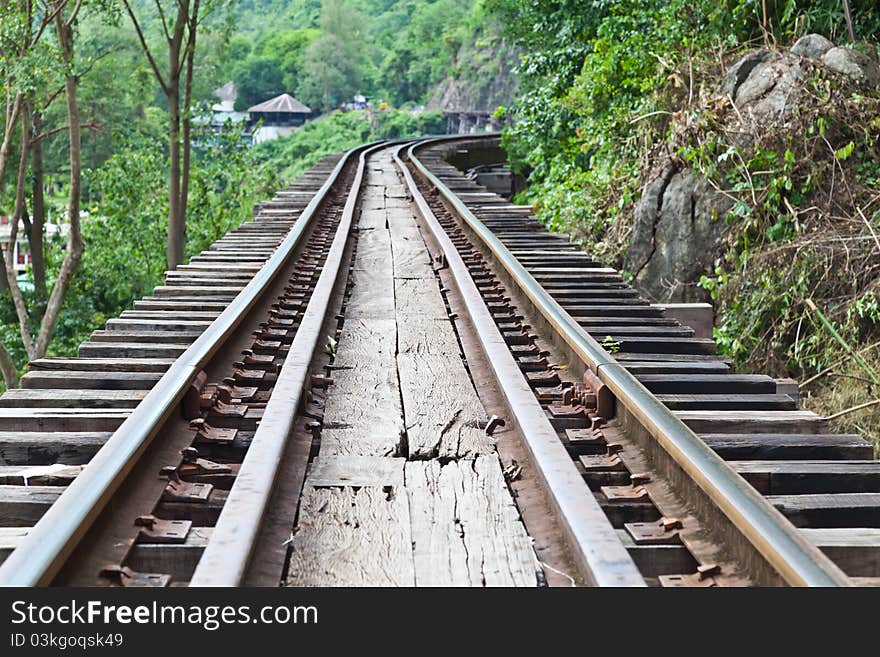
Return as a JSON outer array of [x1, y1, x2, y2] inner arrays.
[[306, 456, 405, 487], [353, 228, 392, 260], [346, 268, 395, 319], [286, 486, 415, 586], [398, 318, 461, 356], [331, 319, 397, 369], [394, 278, 448, 319], [405, 457, 539, 586], [397, 353, 491, 459], [391, 229, 434, 279], [322, 318, 403, 457]]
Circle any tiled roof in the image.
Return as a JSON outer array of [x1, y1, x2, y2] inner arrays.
[[248, 93, 312, 114]]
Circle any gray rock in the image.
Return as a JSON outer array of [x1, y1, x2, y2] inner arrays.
[[720, 50, 777, 100], [628, 39, 875, 305], [720, 49, 804, 118], [822, 47, 880, 85], [791, 34, 834, 59], [627, 167, 730, 303]]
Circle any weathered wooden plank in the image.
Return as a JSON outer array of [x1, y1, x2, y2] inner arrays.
[[0, 409, 127, 432], [127, 527, 213, 581], [405, 457, 538, 587], [397, 353, 491, 459], [394, 278, 447, 319], [152, 285, 242, 297], [286, 485, 415, 586], [0, 485, 63, 526], [622, 361, 731, 375], [615, 530, 696, 576], [802, 528, 880, 577], [354, 227, 391, 258], [676, 410, 829, 434], [105, 318, 213, 331], [397, 318, 460, 356], [78, 343, 189, 358], [122, 310, 221, 320], [614, 352, 732, 363], [320, 414, 404, 458], [322, 318, 403, 457], [700, 433, 873, 460], [390, 226, 433, 279], [90, 331, 201, 344], [306, 456, 405, 487], [345, 268, 395, 319], [21, 370, 162, 390], [28, 358, 174, 373], [330, 319, 396, 369], [769, 493, 880, 527], [635, 374, 775, 394], [657, 394, 797, 411], [732, 460, 880, 494], [0, 464, 82, 485], [0, 432, 110, 465], [0, 389, 147, 409], [0, 527, 27, 563]]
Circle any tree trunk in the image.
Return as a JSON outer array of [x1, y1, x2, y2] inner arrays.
[[167, 83, 184, 269], [34, 13, 85, 359], [0, 95, 22, 197], [165, 2, 187, 271], [4, 112, 36, 357], [0, 341, 19, 389], [180, 0, 199, 228], [30, 110, 47, 296]]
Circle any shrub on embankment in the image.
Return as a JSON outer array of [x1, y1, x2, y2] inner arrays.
[[489, 1, 880, 447]]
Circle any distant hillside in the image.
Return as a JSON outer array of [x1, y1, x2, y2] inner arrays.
[[220, 0, 516, 112], [427, 21, 519, 112]]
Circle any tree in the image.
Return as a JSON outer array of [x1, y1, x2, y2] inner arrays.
[[296, 0, 365, 112], [233, 57, 285, 109], [0, 0, 88, 386], [258, 27, 319, 92], [122, 0, 210, 269]]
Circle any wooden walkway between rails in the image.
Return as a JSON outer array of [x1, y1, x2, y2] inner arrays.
[[285, 152, 539, 586]]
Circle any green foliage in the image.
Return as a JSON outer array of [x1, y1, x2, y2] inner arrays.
[[228, 28, 319, 109], [297, 33, 363, 112], [223, 0, 501, 109], [679, 63, 880, 375], [491, 0, 880, 381], [493, 0, 738, 254], [377, 0, 472, 105], [233, 58, 287, 109], [0, 121, 276, 373]]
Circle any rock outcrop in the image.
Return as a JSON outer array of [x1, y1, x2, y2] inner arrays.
[[626, 36, 879, 302]]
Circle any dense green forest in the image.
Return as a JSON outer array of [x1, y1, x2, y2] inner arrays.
[[488, 0, 880, 442]]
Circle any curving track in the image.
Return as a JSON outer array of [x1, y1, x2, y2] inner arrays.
[[0, 136, 875, 587]]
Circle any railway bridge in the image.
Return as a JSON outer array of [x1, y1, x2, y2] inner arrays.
[[0, 136, 876, 587]]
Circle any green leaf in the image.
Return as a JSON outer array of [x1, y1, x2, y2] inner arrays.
[[835, 141, 855, 161]]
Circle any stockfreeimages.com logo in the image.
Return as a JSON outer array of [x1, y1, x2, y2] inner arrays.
[[11, 600, 317, 632]]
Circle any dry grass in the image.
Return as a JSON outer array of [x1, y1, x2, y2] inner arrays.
[[800, 351, 880, 456]]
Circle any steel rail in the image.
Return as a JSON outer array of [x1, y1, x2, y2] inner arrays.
[[0, 143, 374, 587], [393, 144, 646, 586], [189, 142, 387, 586], [407, 137, 850, 587]]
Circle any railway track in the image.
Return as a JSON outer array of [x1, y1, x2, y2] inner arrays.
[[0, 135, 875, 587]]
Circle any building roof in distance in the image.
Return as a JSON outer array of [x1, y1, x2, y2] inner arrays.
[[248, 93, 312, 114]]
